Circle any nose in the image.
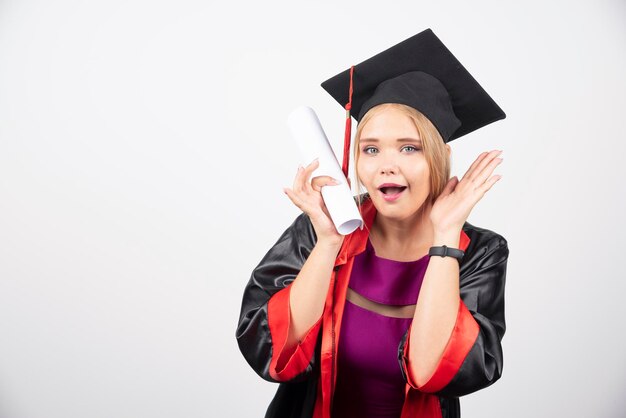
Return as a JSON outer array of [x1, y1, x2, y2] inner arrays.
[[379, 161, 399, 175]]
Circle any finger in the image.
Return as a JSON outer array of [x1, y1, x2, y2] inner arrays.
[[311, 176, 340, 192], [442, 176, 459, 196], [477, 174, 502, 194], [459, 152, 489, 181], [293, 166, 305, 191], [464, 152, 489, 178], [474, 157, 503, 186], [467, 150, 502, 182], [283, 187, 304, 211], [304, 158, 320, 176], [299, 158, 320, 193]]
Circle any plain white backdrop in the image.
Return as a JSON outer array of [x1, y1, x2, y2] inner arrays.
[[1, 0, 625, 417]]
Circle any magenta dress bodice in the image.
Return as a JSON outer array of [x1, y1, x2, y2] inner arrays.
[[331, 237, 431, 418]]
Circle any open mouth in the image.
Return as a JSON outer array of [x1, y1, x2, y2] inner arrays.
[[379, 186, 407, 195]]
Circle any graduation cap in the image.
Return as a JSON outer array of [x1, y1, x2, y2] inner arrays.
[[321, 28, 506, 179]]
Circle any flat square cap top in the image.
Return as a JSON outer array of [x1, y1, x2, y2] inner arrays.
[[321, 28, 506, 142]]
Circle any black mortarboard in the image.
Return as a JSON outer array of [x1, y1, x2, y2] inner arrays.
[[321, 28, 506, 157]]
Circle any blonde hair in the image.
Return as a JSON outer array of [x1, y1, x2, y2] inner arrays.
[[352, 103, 451, 231]]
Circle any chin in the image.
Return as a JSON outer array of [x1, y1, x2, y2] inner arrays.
[[373, 193, 429, 218]]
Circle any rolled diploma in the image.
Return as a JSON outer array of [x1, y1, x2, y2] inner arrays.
[[287, 106, 363, 235]]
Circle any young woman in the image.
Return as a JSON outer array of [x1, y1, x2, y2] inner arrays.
[[236, 29, 509, 418]]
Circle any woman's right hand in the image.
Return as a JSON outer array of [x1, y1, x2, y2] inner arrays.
[[283, 158, 347, 247]]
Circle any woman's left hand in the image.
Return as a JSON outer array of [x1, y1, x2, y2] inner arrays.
[[430, 149, 503, 234]]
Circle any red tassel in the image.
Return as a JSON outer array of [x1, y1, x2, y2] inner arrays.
[[342, 65, 355, 180]]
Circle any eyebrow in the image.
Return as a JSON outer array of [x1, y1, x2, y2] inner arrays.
[[359, 137, 422, 144]]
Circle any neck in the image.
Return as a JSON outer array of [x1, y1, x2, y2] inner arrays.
[[370, 200, 434, 252]]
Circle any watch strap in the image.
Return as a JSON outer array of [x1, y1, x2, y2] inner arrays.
[[428, 245, 465, 261]]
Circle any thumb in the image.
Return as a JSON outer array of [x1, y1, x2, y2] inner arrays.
[[441, 176, 459, 196], [311, 176, 340, 192]]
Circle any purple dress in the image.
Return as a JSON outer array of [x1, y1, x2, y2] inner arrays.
[[331, 237, 430, 418]]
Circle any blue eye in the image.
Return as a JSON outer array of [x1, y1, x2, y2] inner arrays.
[[362, 145, 421, 154], [403, 145, 421, 152]]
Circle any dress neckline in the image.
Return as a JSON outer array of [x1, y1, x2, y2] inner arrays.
[[366, 237, 430, 264]]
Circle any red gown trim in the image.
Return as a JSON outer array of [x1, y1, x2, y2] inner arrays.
[[267, 285, 323, 381], [267, 197, 473, 417], [400, 299, 480, 392]]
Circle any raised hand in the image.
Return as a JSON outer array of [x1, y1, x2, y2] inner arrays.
[[283, 158, 345, 246], [430, 149, 503, 234]]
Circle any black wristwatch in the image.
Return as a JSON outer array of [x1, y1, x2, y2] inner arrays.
[[428, 245, 465, 262]]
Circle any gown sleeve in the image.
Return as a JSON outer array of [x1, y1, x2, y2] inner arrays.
[[235, 212, 323, 383], [397, 234, 509, 397]]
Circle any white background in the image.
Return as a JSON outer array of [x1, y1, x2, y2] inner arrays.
[[1, 0, 625, 417]]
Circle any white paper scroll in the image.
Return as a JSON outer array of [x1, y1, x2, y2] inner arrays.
[[287, 106, 363, 235]]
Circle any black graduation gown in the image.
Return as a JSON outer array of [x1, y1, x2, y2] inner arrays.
[[236, 194, 509, 417]]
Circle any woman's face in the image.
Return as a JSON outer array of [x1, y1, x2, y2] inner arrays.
[[357, 107, 431, 221]]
